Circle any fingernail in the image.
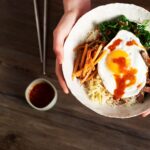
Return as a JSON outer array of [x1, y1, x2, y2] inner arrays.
[[64, 88, 69, 94], [142, 114, 146, 117], [142, 113, 148, 117]]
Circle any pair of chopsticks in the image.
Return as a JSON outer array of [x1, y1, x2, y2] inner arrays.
[[33, 0, 47, 75]]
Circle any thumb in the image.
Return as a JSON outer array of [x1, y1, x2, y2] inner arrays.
[[53, 31, 64, 64], [53, 11, 79, 64]]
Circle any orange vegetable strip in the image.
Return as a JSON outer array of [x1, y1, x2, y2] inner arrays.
[[79, 43, 88, 69], [82, 50, 91, 77], [81, 70, 92, 84], [86, 70, 98, 81], [72, 51, 82, 79], [93, 44, 103, 61], [75, 70, 82, 77], [94, 50, 107, 65], [74, 44, 85, 51], [88, 39, 99, 47]]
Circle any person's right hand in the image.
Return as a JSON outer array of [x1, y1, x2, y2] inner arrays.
[[53, 0, 91, 94]]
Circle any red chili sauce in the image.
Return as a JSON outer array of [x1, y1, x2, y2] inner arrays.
[[113, 69, 137, 100], [126, 40, 138, 46], [108, 39, 122, 51], [112, 57, 137, 100], [113, 57, 127, 72], [29, 82, 54, 108]]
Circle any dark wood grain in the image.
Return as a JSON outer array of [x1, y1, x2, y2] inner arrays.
[[0, 0, 149, 150]]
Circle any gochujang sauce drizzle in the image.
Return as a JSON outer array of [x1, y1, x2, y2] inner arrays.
[[108, 39, 122, 51], [113, 57, 127, 72], [112, 56, 137, 100], [126, 39, 138, 46], [114, 69, 137, 100]]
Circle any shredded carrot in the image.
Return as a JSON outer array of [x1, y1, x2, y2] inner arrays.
[[79, 43, 88, 69]]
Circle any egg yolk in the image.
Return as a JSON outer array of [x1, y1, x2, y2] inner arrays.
[[106, 49, 130, 75]]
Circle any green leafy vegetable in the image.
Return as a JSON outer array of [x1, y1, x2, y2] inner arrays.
[[99, 15, 150, 50], [141, 20, 150, 31]]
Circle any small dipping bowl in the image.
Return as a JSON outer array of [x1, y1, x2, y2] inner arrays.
[[25, 78, 57, 111]]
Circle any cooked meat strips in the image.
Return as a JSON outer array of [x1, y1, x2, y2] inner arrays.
[[136, 50, 150, 103]]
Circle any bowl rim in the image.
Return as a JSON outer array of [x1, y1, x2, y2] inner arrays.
[[62, 3, 150, 118]]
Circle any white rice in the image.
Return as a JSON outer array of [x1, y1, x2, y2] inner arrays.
[[85, 75, 137, 106]]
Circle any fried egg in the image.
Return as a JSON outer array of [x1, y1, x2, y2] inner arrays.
[[98, 30, 148, 99]]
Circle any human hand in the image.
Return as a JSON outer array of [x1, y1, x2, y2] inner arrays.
[[53, 0, 91, 94], [142, 109, 150, 117]]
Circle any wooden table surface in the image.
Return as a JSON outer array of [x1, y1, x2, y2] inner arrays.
[[0, 0, 149, 150]]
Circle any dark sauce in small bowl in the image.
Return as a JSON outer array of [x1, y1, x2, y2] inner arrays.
[[29, 82, 55, 108]]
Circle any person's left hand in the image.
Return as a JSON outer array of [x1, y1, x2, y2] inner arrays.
[[142, 109, 150, 117], [53, 0, 91, 94], [53, 10, 81, 94]]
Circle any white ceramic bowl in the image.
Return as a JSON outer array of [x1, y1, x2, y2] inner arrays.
[[62, 3, 150, 118], [25, 78, 57, 111]]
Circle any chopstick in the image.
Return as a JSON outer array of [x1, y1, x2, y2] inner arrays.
[[33, 0, 48, 75], [43, 0, 47, 75], [33, 0, 43, 63]]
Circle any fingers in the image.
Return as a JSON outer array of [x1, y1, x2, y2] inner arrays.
[[53, 11, 78, 64], [53, 11, 79, 93], [53, 11, 78, 93], [55, 59, 69, 94], [53, 29, 64, 64], [142, 108, 150, 117]]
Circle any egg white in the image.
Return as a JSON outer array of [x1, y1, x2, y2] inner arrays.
[[98, 30, 148, 98]]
